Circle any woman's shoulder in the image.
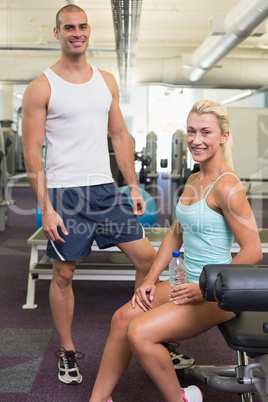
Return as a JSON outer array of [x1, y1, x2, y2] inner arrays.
[[214, 170, 245, 201], [218, 170, 240, 184], [218, 170, 240, 183], [185, 172, 199, 186]]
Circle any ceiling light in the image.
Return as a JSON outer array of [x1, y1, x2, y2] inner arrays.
[[14, 93, 23, 99], [221, 90, 253, 105]]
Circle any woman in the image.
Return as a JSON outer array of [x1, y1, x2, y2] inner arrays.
[[89, 100, 263, 402]]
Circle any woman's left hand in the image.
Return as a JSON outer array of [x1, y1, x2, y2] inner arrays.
[[170, 283, 203, 304]]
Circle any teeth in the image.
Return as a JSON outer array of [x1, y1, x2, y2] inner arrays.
[[193, 148, 205, 152]]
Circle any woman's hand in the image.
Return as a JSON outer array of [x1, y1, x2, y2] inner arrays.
[[170, 283, 203, 304], [131, 280, 156, 312]]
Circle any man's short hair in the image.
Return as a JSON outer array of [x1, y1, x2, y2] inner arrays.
[[56, 5, 86, 29]]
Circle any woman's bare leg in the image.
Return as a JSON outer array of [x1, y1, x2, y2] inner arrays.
[[89, 281, 171, 402], [90, 279, 235, 402], [127, 281, 236, 402], [89, 301, 145, 402]]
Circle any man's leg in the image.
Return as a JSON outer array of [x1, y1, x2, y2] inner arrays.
[[117, 237, 157, 288], [49, 259, 76, 351], [49, 259, 83, 385]]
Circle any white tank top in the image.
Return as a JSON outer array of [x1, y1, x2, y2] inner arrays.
[[44, 65, 114, 188]]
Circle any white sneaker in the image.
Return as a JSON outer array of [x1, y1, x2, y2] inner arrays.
[[55, 348, 84, 385], [182, 385, 203, 401], [162, 342, 195, 369]]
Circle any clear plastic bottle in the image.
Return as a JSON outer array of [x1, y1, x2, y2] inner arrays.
[[169, 250, 186, 289]]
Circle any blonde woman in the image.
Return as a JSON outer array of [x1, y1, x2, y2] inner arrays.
[[89, 100, 262, 402]]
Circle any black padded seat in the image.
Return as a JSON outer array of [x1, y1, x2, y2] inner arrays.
[[218, 312, 268, 358]]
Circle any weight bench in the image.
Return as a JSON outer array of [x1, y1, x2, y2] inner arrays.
[[23, 227, 170, 309], [182, 264, 268, 402]]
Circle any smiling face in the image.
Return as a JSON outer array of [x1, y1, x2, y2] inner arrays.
[[53, 10, 90, 56], [186, 112, 229, 164]]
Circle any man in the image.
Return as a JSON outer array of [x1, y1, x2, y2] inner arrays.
[[22, 5, 193, 385]]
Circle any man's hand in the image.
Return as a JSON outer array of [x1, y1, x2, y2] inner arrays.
[[129, 186, 146, 216], [42, 210, 68, 243]]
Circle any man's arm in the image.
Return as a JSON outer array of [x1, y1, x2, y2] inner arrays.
[[101, 70, 145, 216], [22, 75, 67, 242]]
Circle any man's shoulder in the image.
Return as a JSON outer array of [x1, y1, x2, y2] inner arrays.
[[97, 68, 118, 96], [23, 72, 50, 105], [97, 68, 115, 81], [28, 72, 50, 89]]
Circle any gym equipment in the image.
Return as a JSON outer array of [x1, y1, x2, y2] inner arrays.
[[240, 177, 268, 196], [22, 228, 268, 309], [0, 120, 15, 176], [0, 123, 15, 231], [119, 185, 158, 226], [108, 130, 158, 201], [161, 129, 192, 222], [180, 264, 268, 402], [137, 131, 158, 199], [23, 226, 170, 309], [15, 107, 26, 173]]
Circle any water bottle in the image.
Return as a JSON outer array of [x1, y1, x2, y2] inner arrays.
[[169, 250, 186, 289]]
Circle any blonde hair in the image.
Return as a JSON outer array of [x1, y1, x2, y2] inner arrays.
[[187, 100, 233, 169]]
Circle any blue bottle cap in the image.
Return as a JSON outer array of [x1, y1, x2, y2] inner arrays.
[[172, 250, 181, 258]]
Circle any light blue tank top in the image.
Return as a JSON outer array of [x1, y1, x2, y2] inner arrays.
[[176, 172, 239, 284]]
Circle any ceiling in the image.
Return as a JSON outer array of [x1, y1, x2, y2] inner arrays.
[[1, 0, 268, 95]]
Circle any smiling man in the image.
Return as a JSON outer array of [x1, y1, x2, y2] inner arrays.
[[54, 6, 90, 58], [21, 5, 160, 385]]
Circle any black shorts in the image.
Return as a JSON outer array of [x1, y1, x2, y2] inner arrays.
[[46, 183, 145, 261]]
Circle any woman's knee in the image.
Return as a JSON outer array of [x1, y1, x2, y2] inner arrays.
[[127, 318, 148, 354], [111, 303, 135, 335]]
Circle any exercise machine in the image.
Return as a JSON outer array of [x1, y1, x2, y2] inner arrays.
[[108, 131, 158, 200], [15, 107, 26, 173], [161, 129, 193, 222], [180, 264, 268, 401], [0, 120, 15, 176], [0, 122, 15, 230], [135, 131, 158, 199]]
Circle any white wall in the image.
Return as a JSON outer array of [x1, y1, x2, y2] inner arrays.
[[228, 107, 268, 180], [120, 86, 149, 153], [0, 85, 14, 121]]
